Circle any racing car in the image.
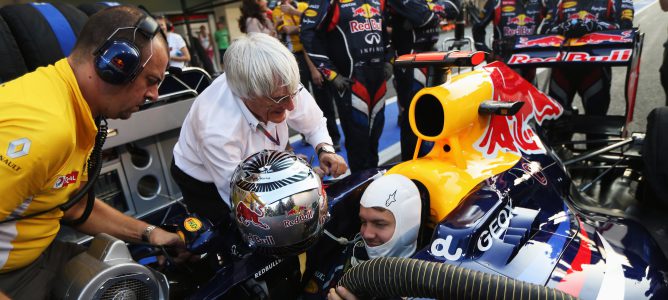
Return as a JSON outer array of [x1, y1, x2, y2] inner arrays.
[[53, 46, 668, 299]]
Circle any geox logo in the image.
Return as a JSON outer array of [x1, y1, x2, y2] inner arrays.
[[54, 171, 79, 189]]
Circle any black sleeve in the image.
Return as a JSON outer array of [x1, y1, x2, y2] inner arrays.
[[472, 0, 494, 51], [300, 0, 339, 80]]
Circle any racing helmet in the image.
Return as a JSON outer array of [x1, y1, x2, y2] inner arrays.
[[230, 150, 328, 257]]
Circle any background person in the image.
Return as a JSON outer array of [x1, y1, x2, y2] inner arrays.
[[473, 0, 547, 83], [301, 0, 394, 173], [214, 20, 230, 71], [539, 0, 634, 118], [239, 0, 277, 37], [197, 24, 215, 65], [273, 0, 341, 151], [157, 15, 191, 68], [171, 33, 347, 227], [0, 6, 183, 298], [388, 0, 459, 161], [302, 174, 422, 299]]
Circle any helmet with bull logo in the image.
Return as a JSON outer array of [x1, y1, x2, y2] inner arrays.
[[230, 150, 328, 257]]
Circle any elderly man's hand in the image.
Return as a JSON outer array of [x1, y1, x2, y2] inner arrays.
[[319, 152, 348, 178], [327, 286, 359, 300]]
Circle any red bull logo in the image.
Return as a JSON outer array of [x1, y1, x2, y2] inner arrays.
[[247, 233, 276, 245], [287, 205, 308, 216], [352, 4, 381, 18], [283, 209, 314, 227], [572, 30, 632, 45], [349, 19, 382, 33], [508, 14, 534, 26], [563, 49, 632, 62], [236, 201, 269, 230], [568, 11, 596, 22], [508, 49, 632, 65], [516, 35, 565, 48], [474, 63, 563, 158]]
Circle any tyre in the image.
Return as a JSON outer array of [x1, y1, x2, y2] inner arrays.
[[77, 3, 113, 16], [0, 3, 87, 72], [0, 14, 27, 83], [641, 107, 668, 207]]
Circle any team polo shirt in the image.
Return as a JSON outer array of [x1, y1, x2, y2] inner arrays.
[[0, 59, 97, 273]]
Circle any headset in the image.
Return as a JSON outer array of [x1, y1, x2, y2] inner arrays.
[[93, 14, 160, 85]]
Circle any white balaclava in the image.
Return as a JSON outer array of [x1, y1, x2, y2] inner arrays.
[[360, 174, 422, 259]]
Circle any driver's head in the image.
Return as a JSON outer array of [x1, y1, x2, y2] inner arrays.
[[359, 174, 421, 259]]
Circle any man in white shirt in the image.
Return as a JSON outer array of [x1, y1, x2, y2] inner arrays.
[[157, 15, 190, 68], [172, 33, 348, 225]]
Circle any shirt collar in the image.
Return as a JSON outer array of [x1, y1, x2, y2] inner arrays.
[[237, 96, 279, 131]]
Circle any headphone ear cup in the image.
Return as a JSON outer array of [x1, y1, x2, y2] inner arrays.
[[94, 39, 142, 85]]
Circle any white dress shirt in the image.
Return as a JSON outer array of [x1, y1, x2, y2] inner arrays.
[[173, 74, 332, 207]]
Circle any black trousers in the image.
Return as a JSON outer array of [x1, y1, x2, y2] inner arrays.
[[295, 51, 340, 144], [170, 160, 232, 227]]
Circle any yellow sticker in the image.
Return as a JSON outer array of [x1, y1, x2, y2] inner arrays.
[[621, 9, 633, 20], [340, 0, 354, 3], [563, 1, 577, 8], [501, 6, 515, 12], [304, 9, 318, 17], [184, 217, 203, 232]]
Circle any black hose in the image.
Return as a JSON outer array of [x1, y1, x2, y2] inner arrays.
[[338, 257, 578, 300]]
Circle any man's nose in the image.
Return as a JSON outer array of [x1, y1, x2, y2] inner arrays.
[[146, 85, 159, 102], [361, 227, 374, 240], [282, 97, 295, 111]]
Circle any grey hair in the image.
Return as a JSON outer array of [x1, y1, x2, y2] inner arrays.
[[224, 33, 300, 100]]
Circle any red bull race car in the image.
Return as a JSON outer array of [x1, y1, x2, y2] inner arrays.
[[48, 22, 667, 299]]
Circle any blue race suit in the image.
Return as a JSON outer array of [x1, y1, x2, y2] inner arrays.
[[541, 0, 634, 116], [301, 0, 392, 172], [473, 0, 547, 82], [388, 0, 459, 161]]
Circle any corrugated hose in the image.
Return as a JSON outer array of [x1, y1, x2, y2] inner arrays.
[[338, 257, 578, 300]]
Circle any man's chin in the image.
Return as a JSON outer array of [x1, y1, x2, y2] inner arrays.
[[117, 112, 133, 120], [268, 112, 287, 123]]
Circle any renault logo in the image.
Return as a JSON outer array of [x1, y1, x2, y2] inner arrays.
[[7, 138, 31, 159], [364, 32, 381, 44]]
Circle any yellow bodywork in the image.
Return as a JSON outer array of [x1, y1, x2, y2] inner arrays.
[[387, 69, 522, 225]]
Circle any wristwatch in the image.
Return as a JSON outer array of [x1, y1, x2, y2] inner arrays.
[[142, 225, 157, 243], [317, 144, 336, 158]]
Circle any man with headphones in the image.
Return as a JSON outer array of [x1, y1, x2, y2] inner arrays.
[[0, 5, 184, 298]]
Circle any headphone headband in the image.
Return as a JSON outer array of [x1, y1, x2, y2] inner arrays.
[[135, 15, 159, 40]]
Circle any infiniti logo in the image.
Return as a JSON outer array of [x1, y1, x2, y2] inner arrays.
[[364, 32, 381, 44]]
